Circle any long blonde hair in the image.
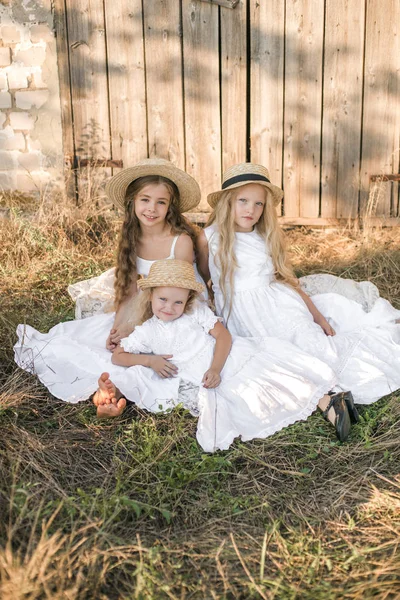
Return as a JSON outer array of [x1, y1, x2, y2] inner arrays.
[[207, 185, 298, 316], [130, 287, 198, 326], [114, 175, 198, 308]]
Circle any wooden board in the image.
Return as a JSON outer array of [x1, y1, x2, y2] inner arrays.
[[53, 0, 76, 197], [65, 0, 111, 160], [182, 0, 221, 210], [283, 0, 324, 218], [220, 0, 247, 171], [320, 0, 364, 219], [104, 0, 148, 169], [143, 0, 185, 168], [360, 0, 400, 217], [249, 0, 285, 193]]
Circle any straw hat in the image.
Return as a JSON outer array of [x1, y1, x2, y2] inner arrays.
[[105, 158, 201, 213], [137, 259, 204, 293], [207, 162, 284, 208]]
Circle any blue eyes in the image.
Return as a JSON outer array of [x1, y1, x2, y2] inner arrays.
[[238, 198, 264, 207], [159, 298, 183, 304]]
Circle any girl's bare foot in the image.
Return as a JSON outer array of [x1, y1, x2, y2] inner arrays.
[[93, 372, 126, 418]]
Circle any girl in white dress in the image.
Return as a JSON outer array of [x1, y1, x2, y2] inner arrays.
[[93, 259, 338, 451], [197, 163, 400, 437], [14, 159, 203, 417]]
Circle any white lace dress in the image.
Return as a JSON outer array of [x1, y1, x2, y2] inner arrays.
[[205, 225, 400, 405], [16, 299, 336, 451], [14, 236, 203, 403]]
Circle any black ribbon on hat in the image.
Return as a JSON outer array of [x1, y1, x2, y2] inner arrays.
[[222, 173, 271, 189]]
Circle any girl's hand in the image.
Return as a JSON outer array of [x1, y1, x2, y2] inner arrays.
[[314, 313, 336, 336], [106, 324, 135, 352], [149, 355, 178, 378], [202, 369, 221, 389]]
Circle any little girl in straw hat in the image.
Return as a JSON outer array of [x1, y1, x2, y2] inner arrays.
[[93, 259, 337, 452], [197, 162, 400, 441]]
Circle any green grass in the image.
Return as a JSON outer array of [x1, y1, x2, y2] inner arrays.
[[1, 201, 400, 598]]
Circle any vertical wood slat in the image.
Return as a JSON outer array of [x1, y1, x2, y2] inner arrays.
[[53, 0, 76, 196], [320, 0, 364, 219], [65, 0, 111, 161], [283, 0, 324, 218], [182, 0, 221, 210], [104, 0, 147, 169], [249, 0, 285, 192], [361, 0, 400, 217], [143, 0, 185, 168], [220, 0, 247, 172]]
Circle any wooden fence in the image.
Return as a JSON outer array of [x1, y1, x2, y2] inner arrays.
[[54, 0, 400, 222]]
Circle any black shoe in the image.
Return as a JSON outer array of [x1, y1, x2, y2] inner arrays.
[[329, 391, 360, 424], [323, 393, 351, 442]]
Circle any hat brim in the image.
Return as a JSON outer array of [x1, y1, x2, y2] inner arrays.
[[137, 276, 204, 294], [106, 162, 201, 213], [207, 180, 284, 208]]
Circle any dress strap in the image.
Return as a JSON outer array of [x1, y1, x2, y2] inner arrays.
[[168, 234, 180, 258]]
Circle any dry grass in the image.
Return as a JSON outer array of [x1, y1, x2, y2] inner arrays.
[[1, 190, 400, 598]]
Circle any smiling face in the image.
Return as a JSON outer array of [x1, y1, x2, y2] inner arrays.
[[151, 286, 190, 322], [233, 183, 266, 232], [134, 183, 171, 227]]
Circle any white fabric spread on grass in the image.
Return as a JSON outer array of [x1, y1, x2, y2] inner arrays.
[[14, 303, 336, 452], [205, 225, 400, 405]]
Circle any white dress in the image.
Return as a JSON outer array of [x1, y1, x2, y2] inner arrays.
[[205, 225, 400, 405], [14, 235, 203, 399], [15, 299, 336, 451]]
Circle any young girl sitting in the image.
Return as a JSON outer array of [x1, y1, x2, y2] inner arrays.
[[92, 259, 338, 451], [14, 159, 203, 416], [197, 162, 400, 432]]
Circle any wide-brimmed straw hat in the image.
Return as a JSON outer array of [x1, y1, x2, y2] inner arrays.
[[207, 162, 284, 208], [137, 259, 204, 293], [105, 158, 201, 213]]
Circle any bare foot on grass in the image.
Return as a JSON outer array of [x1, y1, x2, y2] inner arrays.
[[92, 372, 126, 418]]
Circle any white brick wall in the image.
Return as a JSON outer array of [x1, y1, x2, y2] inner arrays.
[[0, 1, 63, 194]]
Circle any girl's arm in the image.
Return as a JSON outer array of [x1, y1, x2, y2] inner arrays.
[[202, 321, 232, 389], [196, 229, 211, 286], [106, 281, 138, 351], [174, 233, 195, 262], [296, 287, 336, 336], [111, 346, 178, 378]]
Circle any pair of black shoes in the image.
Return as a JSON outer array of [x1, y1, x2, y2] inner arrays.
[[323, 391, 360, 442]]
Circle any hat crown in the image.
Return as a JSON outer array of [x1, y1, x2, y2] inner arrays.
[[137, 259, 204, 293], [222, 162, 271, 185]]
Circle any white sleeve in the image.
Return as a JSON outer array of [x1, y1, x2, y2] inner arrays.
[[120, 322, 152, 354], [191, 302, 221, 333]]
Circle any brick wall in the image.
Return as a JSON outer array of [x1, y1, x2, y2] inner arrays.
[[0, 0, 63, 194]]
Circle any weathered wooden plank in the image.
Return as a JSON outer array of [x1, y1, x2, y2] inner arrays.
[[283, 0, 324, 218], [320, 0, 364, 219], [360, 0, 400, 217], [143, 0, 185, 168], [104, 0, 147, 168], [199, 0, 239, 7], [220, 0, 247, 171], [250, 0, 285, 192], [65, 0, 111, 160], [182, 0, 221, 210], [53, 0, 76, 197]]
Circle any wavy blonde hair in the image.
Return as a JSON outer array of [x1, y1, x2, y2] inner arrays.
[[130, 287, 198, 326], [207, 185, 298, 318], [114, 175, 198, 308]]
